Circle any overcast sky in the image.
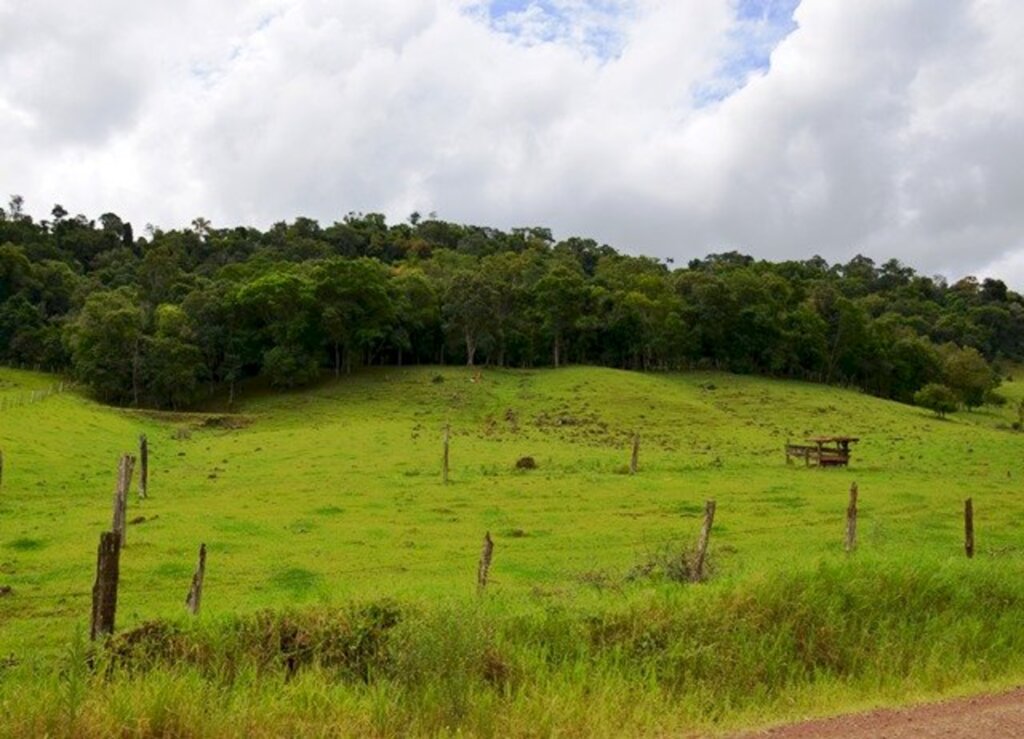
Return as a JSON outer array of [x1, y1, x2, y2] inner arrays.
[[2, 0, 1023, 284]]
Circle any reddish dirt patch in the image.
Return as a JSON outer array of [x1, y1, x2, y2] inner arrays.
[[734, 687, 1024, 738]]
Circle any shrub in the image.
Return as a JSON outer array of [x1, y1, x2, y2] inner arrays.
[[985, 389, 1008, 407], [914, 383, 958, 418]]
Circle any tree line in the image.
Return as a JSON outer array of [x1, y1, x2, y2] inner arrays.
[[0, 196, 1015, 410]]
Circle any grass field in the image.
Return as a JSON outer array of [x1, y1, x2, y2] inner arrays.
[[3, 364, 1024, 735]]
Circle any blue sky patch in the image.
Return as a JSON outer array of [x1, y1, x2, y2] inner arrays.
[[482, 0, 631, 60], [695, 0, 801, 106]]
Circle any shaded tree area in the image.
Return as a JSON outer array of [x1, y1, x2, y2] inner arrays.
[[0, 196, 1018, 410]]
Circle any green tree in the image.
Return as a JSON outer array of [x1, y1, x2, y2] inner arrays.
[[914, 383, 959, 418], [66, 288, 145, 405], [390, 267, 440, 365], [442, 266, 497, 366], [534, 264, 587, 368], [940, 344, 996, 410], [140, 304, 205, 409], [313, 258, 395, 375], [235, 269, 321, 386]]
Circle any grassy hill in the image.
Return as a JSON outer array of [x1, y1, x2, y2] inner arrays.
[[3, 365, 1024, 735]]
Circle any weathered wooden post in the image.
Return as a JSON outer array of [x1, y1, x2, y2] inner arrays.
[[442, 424, 451, 485], [630, 434, 640, 475], [845, 482, 858, 553], [111, 454, 136, 546], [139, 434, 148, 499], [693, 500, 716, 582], [186, 543, 207, 615], [477, 532, 494, 593], [965, 498, 974, 559], [90, 531, 122, 640]]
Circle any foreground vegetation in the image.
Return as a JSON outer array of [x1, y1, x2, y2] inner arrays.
[[6, 560, 1024, 737], [3, 363, 1024, 735]]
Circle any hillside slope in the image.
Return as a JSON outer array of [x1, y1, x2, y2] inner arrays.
[[2, 365, 1024, 658]]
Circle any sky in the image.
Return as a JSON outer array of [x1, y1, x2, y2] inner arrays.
[[2, 0, 1024, 284]]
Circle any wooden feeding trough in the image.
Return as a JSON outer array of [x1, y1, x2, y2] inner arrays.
[[786, 436, 859, 467]]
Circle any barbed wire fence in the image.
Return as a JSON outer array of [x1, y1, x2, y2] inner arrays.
[[0, 428, 978, 643]]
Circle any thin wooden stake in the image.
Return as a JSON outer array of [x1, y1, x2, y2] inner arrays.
[[90, 531, 122, 640], [139, 434, 148, 499], [477, 532, 494, 593], [111, 454, 136, 546], [845, 482, 858, 553], [186, 543, 207, 615], [630, 434, 640, 475], [693, 500, 716, 582], [442, 424, 450, 485], [965, 498, 974, 559]]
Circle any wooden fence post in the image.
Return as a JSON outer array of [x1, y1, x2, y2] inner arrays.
[[442, 424, 450, 485], [477, 532, 494, 593], [630, 434, 640, 475], [693, 500, 716, 582], [845, 482, 858, 553], [111, 454, 136, 546], [139, 434, 148, 499], [186, 543, 207, 615], [965, 498, 974, 559], [90, 531, 122, 640]]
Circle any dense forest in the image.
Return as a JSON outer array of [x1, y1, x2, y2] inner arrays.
[[0, 196, 1015, 410]]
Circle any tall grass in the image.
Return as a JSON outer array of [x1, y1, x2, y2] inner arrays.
[[4, 556, 1024, 737]]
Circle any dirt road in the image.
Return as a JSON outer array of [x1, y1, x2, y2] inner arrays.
[[737, 687, 1024, 738]]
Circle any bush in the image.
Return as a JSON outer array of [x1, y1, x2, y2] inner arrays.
[[985, 389, 1008, 407], [914, 383, 958, 418]]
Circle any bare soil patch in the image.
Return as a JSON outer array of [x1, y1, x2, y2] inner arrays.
[[735, 687, 1024, 738]]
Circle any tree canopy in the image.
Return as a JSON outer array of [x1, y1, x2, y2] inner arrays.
[[0, 196, 1020, 410]]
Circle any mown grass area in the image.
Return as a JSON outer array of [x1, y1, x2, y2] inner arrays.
[[2, 364, 1024, 735]]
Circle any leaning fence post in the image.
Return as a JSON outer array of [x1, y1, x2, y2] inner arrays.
[[965, 498, 974, 559], [111, 454, 136, 546], [186, 543, 207, 615], [139, 434, 148, 499], [630, 434, 640, 475], [693, 500, 716, 582], [845, 482, 858, 553], [477, 532, 494, 593], [442, 424, 451, 485], [90, 531, 122, 640]]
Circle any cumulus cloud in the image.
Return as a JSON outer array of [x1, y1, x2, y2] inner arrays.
[[1, 0, 1023, 284]]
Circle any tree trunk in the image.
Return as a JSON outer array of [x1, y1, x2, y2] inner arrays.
[[131, 338, 141, 407], [334, 342, 341, 378], [465, 329, 477, 366], [553, 332, 561, 369]]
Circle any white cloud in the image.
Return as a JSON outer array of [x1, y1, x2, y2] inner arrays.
[[1, 0, 1023, 285]]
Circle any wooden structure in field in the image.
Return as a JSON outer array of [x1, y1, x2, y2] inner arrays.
[[786, 436, 859, 467]]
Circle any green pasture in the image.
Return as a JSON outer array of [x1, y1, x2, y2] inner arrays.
[[3, 365, 1024, 735]]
